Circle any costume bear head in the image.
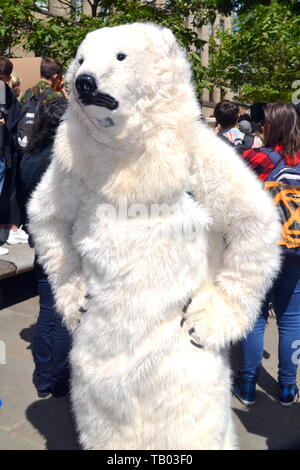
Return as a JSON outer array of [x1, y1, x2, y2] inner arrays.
[[66, 23, 200, 134], [56, 23, 204, 204]]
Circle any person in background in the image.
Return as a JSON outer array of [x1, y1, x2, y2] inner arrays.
[[18, 57, 66, 154], [239, 113, 251, 123], [214, 100, 244, 145], [20, 97, 71, 398], [8, 74, 21, 98], [248, 103, 266, 147], [20, 57, 65, 107], [234, 103, 300, 407], [214, 100, 256, 155], [0, 57, 24, 254], [250, 102, 266, 134], [238, 119, 264, 148]]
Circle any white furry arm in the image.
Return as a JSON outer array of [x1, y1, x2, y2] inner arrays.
[[27, 160, 85, 333], [186, 126, 282, 351]]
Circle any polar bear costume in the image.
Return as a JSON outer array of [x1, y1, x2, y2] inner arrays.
[[28, 23, 281, 450]]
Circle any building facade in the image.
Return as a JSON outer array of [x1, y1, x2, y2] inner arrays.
[[199, 15, 233, 118]]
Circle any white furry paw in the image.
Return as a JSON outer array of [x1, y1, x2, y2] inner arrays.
[[55, 273, 88, 333], [62, 308, 84, 333], [182, 284, 247, 352]]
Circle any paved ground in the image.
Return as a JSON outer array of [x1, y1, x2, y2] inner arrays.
[[0, 272, 300, 450], [0, 242, 34, 280]]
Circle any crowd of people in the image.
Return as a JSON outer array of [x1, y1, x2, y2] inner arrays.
[[214, 99, 300, 407], [0, 56, 70, 397], [0, 56, 66, 254], [0, 54, 300, 408]]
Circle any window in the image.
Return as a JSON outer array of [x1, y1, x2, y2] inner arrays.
[[233, 85, 239, 98], [208, 45, 212, 60], [3, 46, 10, 55], [35, 0, 48, 10], [209, 88, 214, 103], [220, 19, 225, 32], [208, 22, 213, 36], [221, 88, 226, 100], [71, 0, 82, 13]]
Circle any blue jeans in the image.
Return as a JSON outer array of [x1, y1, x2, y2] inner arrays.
[[0, 154, 6, 195], [33, 260, 71, 396], [239, 261, 300, 386]]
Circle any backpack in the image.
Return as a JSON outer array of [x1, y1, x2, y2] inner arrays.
[[219, 133, 254, 155], [17, 87, 53, 151], [263, 148, 300, 255]]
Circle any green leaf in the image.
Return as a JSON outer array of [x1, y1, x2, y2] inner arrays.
[[207, 0, 300, 102]]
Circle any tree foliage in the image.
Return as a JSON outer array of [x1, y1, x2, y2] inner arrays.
[[0, 0, 223, 96], [0, 0, 37, 55], [1, 0, 295, 97], [215, 0, 300, 15], [208, 0, 300, 103]]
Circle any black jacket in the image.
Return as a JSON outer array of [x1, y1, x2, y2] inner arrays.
[[0, 85, 22, 225], [0, 84, 20, 167], [20, 145, 52, 225]]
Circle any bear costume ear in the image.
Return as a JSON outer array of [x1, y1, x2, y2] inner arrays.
[[160, 27, 179, 57], [161, 28, 175, 45]]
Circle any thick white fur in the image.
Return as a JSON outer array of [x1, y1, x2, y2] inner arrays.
[[28, 23, 281, 450]]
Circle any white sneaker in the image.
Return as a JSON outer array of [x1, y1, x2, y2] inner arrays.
[[0, 247, 9, 255], [6, 227, 29, 245]]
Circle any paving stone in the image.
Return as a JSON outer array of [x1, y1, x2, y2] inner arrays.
[[0, 309, 37, 362], [0, 428, 42, 450], [8, 297, 39, 318], [0, 261, 17, 279], [0, 271, 37, 310], [0, 243, 34, 280], [231, 318, 300, 451], [0, 352, 79, 449], [22, 396, 80, 450], [0, 356, 36, 430]]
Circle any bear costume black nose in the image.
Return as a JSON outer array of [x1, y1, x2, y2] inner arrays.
[[75, 74, 97, 94]]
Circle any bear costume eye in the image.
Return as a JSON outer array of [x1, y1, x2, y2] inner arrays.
[[78, 57, 84, 65], [117, 53, 127, 61]]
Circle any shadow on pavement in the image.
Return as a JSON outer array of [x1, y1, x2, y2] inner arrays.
[[231, 343, 300, 450], [0, 270, 37, 309], [233, 391, 300, 450], [20, 323, 36, 351], [26, 395, 81, 450], [21, 315, 78, 450]]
